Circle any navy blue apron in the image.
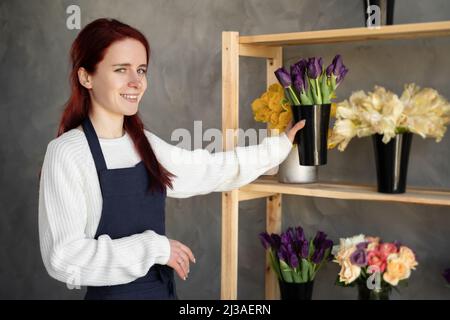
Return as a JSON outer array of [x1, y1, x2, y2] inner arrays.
[[82, 117, 177, 300]]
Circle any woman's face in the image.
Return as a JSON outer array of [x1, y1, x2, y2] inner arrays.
[[83, 38, 148, 117]]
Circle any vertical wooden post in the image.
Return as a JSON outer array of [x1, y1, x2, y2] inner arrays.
[[265, 48, 283, 299], [221, 31, 239, 300], [263, 46, 283, 176], [266, 194, 282, 299], [266, 47, 283, 88]]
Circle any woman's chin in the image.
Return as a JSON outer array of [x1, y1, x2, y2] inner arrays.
[[122, 105, 139, 116]]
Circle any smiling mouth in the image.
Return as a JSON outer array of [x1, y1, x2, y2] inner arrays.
[[120, 94, 139, 103]]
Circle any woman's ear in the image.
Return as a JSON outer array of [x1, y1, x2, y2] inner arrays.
[[78, 67, 93, 89]]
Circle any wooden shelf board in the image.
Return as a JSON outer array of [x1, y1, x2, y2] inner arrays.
[[239, 21, 450, 47], [239, 177, 450, 206]]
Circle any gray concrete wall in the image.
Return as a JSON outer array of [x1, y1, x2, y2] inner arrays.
[[1, 0, 449, 299]]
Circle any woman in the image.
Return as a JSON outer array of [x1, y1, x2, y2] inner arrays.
[[38, 18, 305, 300]]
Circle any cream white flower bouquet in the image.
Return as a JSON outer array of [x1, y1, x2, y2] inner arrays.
[[329, 84, 450, 151]]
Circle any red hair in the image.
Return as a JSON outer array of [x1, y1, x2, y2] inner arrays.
[[57, 18, 175, 193]]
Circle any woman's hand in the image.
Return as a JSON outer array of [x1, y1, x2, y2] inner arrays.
[[286, 120, 306, 144], [166, 239, 196, 281]]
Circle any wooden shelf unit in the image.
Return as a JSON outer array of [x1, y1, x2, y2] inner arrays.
[[221, 21, 450, 300]]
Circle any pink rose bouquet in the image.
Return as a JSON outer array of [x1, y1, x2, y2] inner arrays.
[[332, 234, 418, 299]]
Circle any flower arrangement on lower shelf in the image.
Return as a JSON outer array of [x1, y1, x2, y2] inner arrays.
[[259, 226, 333, 300], [332, 234, 418, 300]]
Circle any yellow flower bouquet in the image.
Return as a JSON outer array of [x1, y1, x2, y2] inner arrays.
[[251, 83, 293, 133]]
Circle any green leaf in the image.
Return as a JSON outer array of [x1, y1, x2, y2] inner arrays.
[[330, 74, 337, 92], [309, 262, 316, 280], [269, 250, 282, 280], [287, 86, 301, 106], [301, 259, 309, 282], [315, 78, 322, 104], [320, 73, 331, 104], [292, 268, 302, 283], [280, 260, 293, 283], [308, 240, 315, 260], [300, 91, 313, 105], [308, 79, 319, 104]]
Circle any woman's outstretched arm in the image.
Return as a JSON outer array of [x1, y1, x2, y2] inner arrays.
[[146, 120, 305, 198]]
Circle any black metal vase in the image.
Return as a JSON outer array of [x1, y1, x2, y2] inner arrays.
[[291, 104, 331, 166], [372, 133, 413, 194], [278, 280, 314, 300], [357, 282, 391, 300], [363, 0, 395, 27]]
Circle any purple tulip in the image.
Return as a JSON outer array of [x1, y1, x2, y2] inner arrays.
[[326, 54, 348, 88], [291, 59, 308, 94], [258, 232, 272, 250], [336, 66, 348, 85], [312, 247, 325, 264], [307, 57, 323, 79], [295, 226, 306, 243], [323, 239, 333, 251], [326, 54, 344, 76], [281, 232, 291, 247], [278, 244, 290, 262], [443, 268, 450, 284], [301, 240, 310, 258], [290, 252, 299, 268], [350, 249, 367, 267], [274, 67, 292, 88], [271, 234, 281, 250], [313, 231, 326, 248]]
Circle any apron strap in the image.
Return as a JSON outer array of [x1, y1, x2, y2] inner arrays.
[[81, 117, 108, 172]]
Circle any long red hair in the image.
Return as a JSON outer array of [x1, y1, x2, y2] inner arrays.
[[57, 18, 175, 193]]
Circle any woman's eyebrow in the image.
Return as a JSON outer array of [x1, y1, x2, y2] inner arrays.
[[112, 63, 147, 68]]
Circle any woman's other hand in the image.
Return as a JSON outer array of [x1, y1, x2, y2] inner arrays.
[[166, 239, 196, 280]]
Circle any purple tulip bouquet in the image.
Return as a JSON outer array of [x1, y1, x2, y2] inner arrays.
[[273, 55, 348, 166], [259, 226, 333, 284], [274, 55, 348, 106]]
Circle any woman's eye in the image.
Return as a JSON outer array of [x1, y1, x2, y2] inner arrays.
[[115, 68, 126, 73], [138, 68, 147, 75]]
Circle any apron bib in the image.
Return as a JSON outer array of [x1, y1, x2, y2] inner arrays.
[[81, 117, 176, 300]]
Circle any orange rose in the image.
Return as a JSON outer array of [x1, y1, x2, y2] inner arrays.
[[398, 246, 418, 270], [383, 254, 411, 286]]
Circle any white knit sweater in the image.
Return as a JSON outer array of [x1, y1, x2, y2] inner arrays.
[[38, 128, 293, 287]]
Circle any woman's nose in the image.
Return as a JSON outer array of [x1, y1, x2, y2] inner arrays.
[[128, 74, 142, 89]]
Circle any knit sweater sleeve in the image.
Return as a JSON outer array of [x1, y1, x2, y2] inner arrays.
[[145, 130, 293, 198], [38, 139, 170, 287]]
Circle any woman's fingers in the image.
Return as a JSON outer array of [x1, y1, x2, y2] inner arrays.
[[287, 120, 306, 143], [178, 242, 196, 263], [177, 250, 190, 275], [167, 239, 195, 281]]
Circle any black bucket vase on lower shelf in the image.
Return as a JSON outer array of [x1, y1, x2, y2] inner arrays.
[[292, 104, 331, 166], [278, 280, 314, 300], [372, 132, 413, 194], [357, 282, 391, 300]]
